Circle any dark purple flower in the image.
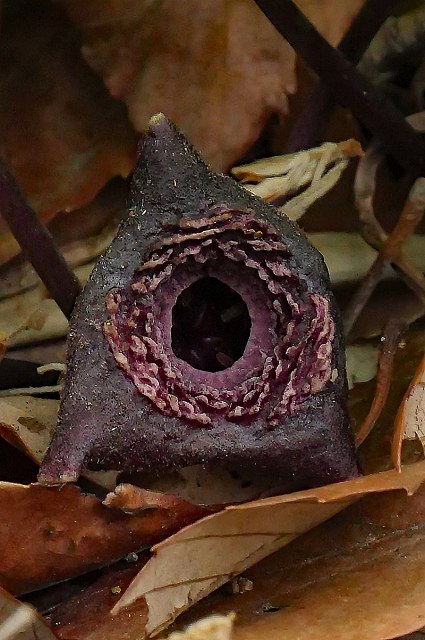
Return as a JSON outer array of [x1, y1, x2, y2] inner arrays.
[[39, 114, 358, 491]]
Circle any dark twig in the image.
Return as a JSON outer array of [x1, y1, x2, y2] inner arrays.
[[354, 114, 425, 310], [355, 318, 404, 448], [253, 0, 425, 176], [0, 162, 81, 319], [286, 0, 395, 152], [344, 177, 425, 336]]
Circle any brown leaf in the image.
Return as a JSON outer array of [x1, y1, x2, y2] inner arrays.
[[0, 0, 136, 264], [56, 0, 364, 171], [111, 461, 425, 637], [0, 482, 208, 596], [0, 586, 58, 639], [49, 558, 149, 640]]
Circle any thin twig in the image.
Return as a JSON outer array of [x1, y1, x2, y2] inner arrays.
[[0, 161, 81, 319], [355, 319, 403, 448], [253, 0, 425, 176], [344, 177, 425, 336], [286, 0, 395, 152]]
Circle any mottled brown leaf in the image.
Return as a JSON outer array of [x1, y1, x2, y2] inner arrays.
[[56, 0, 363, 171], [0, 0, 136, 264], [0, 482, 208, 596]]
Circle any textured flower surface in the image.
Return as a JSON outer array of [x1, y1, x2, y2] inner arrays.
[[104, 209, 335, 426], [39, 114, 358, 491]]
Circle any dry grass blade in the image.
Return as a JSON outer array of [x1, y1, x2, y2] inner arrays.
[[111, 462, 425, 637], [232, 139, 362, 221], [344, 176, 425, 335], [355, 319, 404, 448], [0, 585, 58, 639]]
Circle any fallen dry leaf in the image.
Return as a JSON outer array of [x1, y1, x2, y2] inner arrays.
[[112, 461, 425, 637], [56, 0, 364, 171], [0, 482, 209, 596], [48, 557, 149, 640], [167, 476, 425, 640], [0, 0, 136, 265], [393, 352, 425, 470], [0, 586, 58, 640]]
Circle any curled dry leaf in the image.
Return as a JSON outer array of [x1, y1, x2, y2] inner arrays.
[[0, 586, 58, 640], [393, 352, 425, 471], [0, 0, 135, 265], [112, 462, 425, 637], [56, 0, 363, 171], [0, 482, 207, 596], [0, 396, 125, 490], [103, 484, 212, 518], [232, 139, 362, 221], [125, 465, 283, 506]]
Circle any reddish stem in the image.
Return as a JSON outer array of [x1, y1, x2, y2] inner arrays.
[[355, 319, 403, 448]]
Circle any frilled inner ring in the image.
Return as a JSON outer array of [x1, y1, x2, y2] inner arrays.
[[171, 277, 251, 373], [104, 209, 335, 426]]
